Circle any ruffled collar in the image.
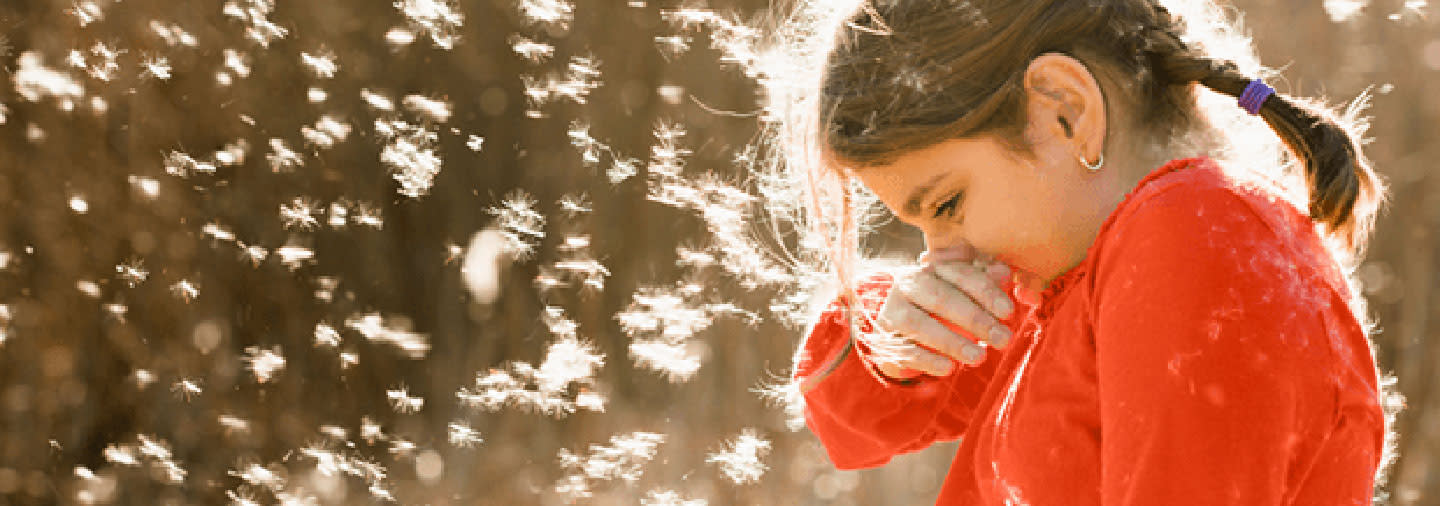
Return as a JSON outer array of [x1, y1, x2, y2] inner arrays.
[[1032, 156, 1215, 320]]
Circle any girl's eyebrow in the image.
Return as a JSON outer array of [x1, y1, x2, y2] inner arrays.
[[902, 173, 948, 218]]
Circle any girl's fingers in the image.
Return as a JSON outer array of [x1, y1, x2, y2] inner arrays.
[[878, 293, 990, 362], [931, 262, 1015, 321], [877, 347, 953, 378], [896, 270, 1008, 351], [875, 362, 924, 380]]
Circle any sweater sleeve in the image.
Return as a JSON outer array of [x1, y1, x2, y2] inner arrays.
[[1092, 186, 1342, 505], [793, 273, 1026, 470]]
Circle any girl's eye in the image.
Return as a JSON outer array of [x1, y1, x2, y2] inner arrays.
[[933, 192, 963, 218]]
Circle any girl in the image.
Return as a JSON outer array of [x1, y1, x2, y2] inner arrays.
[[777, 1, 1394, 504]]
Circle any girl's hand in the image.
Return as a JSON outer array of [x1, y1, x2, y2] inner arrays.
[[869, 244, 1017, 380]]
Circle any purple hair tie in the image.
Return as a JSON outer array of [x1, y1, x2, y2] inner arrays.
[[1238, 79, 1275, 115]]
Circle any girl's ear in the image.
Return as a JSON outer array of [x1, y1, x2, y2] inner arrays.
[[1022, 53, 1108, 160]]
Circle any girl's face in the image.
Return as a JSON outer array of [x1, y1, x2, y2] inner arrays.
[[850, 133, 1115, 287]]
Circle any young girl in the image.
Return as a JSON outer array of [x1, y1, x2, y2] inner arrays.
[[777, 1, 1393, 504]]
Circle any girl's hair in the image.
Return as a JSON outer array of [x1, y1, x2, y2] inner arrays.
[[782, 0, 1386, 305]]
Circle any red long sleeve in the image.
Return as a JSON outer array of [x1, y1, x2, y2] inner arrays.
[[1090, 184, 1382, 504], [793, 274, 1028, 470], [797, 157, 1386, 505]]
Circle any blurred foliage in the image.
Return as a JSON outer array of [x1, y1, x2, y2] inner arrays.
[[0, 0, 1434, 505]]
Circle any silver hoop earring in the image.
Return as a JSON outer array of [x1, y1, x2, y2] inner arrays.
[[1077, 152, 1104, 172]]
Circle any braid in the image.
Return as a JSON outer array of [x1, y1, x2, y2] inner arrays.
[[1134, 2, 1385, 256]]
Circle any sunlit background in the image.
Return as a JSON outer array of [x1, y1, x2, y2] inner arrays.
[[0, 0, 1435, 504]]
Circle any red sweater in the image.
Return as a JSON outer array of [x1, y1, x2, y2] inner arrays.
[[793, 157, 1386, 505]]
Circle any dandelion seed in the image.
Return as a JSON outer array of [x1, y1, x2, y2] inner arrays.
[[149, 20, 198, 47], [508, 35, 554, 63], [76, 280, 101, 298], [301, 115, 352, 149], [676, 246, 715, 268], [102, 302, 128, 322], [310, 322, 342, 348], [466, 135, 485, 152], [535, 270, 565, 292], [171, 279, 199, 302], [447, 421, 483, 448], [642, 489, 707, 506], [226, 488, 261, 506], [369, 483, 395, 501], [275, 489, 319, 505], [325, 201, 349, 229], [359, 416, 386, 444], [243, 346, 285, 383], [229, 463, 285, 491], [103, 444, 139, 466], [163, 151, 217, 177], [300, 51, 339, 79], [557, 194, 591, 215], [222, 0, 289, 47], [575, 388, 605, 412], [275, 244, 315, 270], [339, 351, 359, 369], [608, 156, 640, 184], [71, 1, 104, 26], [487, 190, 545, 259], [557, 432, 664, 486], [215, 140, 250, 167], [157, 459, 187, 484], [706, 429, 771, 485], [81, 42, 122, 82], [344, 312, 431, 358], [360, 88, 395, 111], [280, 197, 320, 230], [142, 56, 172, 80], [116, 259, 148, 287], [217, 414, 251, 435], [68, 195, 89, 214], [317, 425, 348, 441], [654, 35, 692, 59], [401, 95, 452, 123], [128, 175, 161, 199], [554, 474, 591, 501], [133, 369, 156, 389], [517, 0, 574, 30], [223, 49, 252, 78], [555, 55, 602, 104], [172, 378, 202, 400], [388, 438, 416, 458], [554, 257, 610, 290], [395, 0, 464, 49], [266, 138, 303, 172], [350, 201, 385, 229], [384, 27, 417, 48], [307, 87, 328, 103], [536, 334, 605, 393], [567, 121, 604, 165], [15, 52, 85, 105], [386, 385, 425, 413], [629, 339, 702, 382], [1324, 0, 1370, 22], [375, 119, 442, 198], [26, 124, 46, 143]]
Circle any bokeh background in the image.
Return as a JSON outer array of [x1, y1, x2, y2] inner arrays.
[[0, 0, 1435, 504]]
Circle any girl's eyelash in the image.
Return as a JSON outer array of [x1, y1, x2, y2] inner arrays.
[[933, 192, 963, 218]]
